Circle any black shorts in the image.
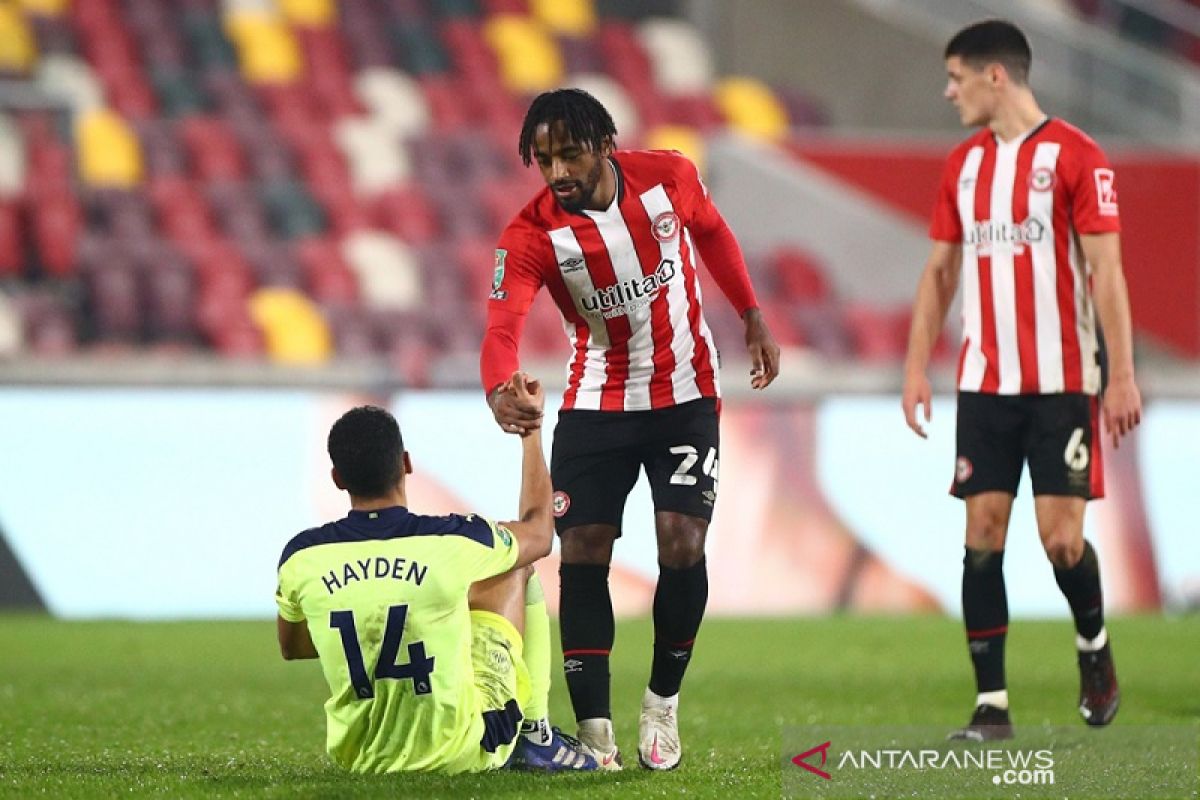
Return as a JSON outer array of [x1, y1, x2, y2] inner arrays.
[[550, 398, 720, 534], [952, 391, 1104, 500]]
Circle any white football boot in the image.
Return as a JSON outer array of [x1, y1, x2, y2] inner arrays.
[[638, 688, 682, 770], [576, 717, 623, 771]]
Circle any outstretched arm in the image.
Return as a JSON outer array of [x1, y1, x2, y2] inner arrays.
[[902, 240, 961, 438], [497, 373, 554, 568]]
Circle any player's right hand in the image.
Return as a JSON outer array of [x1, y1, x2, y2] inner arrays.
[[490, 371, 544, 436], [902, 372, 932, 439]]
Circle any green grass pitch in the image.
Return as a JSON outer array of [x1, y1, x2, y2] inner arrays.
[[1, 614, 1196, 799]]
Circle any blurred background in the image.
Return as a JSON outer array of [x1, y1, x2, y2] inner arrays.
[[0, 0, 1197, 620]]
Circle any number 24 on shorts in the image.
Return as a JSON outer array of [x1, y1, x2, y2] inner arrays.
[[669, 445, 719, 489]]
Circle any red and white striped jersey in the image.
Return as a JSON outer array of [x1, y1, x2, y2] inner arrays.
[[481, 149, 758, 411], [930, 118, 1121, 396]]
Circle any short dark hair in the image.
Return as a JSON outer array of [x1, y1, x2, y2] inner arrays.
[[945, 20, 1032, 84], [518, 88, 617, 167], [327, 405, 403, 498]]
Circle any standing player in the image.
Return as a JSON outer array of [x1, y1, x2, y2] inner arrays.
[[901, 20, 1142, 740], [275, 374, 597, 773], [481, 88, 780, 770]]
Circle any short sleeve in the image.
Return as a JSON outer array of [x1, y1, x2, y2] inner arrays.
[[667, 151, 720, 232], [445, 514, 520, 584], [275, 572, 305, 622], [1066, 140, 1121, 234], [929, 155, 963, 242]]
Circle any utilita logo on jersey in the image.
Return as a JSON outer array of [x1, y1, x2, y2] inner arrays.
[[965, 218, 1046, 255], [580, 259, 677, 319]]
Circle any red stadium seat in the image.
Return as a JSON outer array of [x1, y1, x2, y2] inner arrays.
[[179, 116, 246, 181], [0, 200, 23, 277], [768, 246, 832, 305], [372, 186, 442, 246], [30, 191, 82, 278]]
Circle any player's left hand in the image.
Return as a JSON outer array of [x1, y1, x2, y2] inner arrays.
[[743, 308, 780, 389], [1101, 374, 1141, 449]]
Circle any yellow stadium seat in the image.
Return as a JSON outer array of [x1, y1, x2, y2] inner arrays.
[[645, 125, 705, 174], [0, 4, 37, 74], [483, 14, 563, 94], [277, 0, 335, 28], [76, 109, 143, 187], [18, 0, 69, 16], [714, 77, 789, 141], [225, 11, 303, 84], [248, 287, 333, 365], [530, 0, 594, 37]]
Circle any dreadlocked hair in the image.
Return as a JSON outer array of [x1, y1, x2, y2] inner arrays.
[[518, 88, 617, 167]]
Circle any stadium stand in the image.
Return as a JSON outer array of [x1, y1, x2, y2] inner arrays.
[[0, 0, 964, 383]]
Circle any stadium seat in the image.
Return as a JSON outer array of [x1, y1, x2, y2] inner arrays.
[[29, 14, 78, 57], [391, 19, 452, 75], [341, 230, 423, 311], [76, 109, 144, 187], [0, 290, 21, 355], [0, 200, 23, 277], [531, 0, 594, 37], [636, 17, 713, 96], [84, 255, 142, 342], [429, 0, 482, 18], [14, 290, 77, 356], [372, 186, 442, 246], [225, 11, 304, 84], [144, 254, 197, 342], [643, 124, 705, 171], [30, 191, 82, 277], [843, 303, 909, 362], [768, 246, 832, 304], [565, 73, 640, 136], [150, 67, 209, 117], [324, 305, 376, 357], [353, 68, 431, 138], [483, 14, 564, 94], [179, 116, 246, 181], [19, 0, 70, 15], [0, 114, 25, 198], [260, 179, 325, 239], [36, 54, 106, 112], [278, 0, 336, 28], [248, 286, 333, 364], [334, 116, 411, 194], [714, 76, 789, 141], [0, 4, 37, 76]]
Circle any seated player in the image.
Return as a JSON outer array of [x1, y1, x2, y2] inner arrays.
[[275, 373, 596, 773]]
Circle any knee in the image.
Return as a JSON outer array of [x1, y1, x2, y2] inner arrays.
[[966, 514, 1007, 551], [1043, 534, 1083, 569], [657, 521, 706, 569], [560, 527, 615, 565]]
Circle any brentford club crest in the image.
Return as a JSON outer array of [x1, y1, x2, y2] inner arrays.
[[1028, 167, 1056, 192], [955, 456, 974, 483], [552, 491, 571, 517], [651, 211, 680, 242]]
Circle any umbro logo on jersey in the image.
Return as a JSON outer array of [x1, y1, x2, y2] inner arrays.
[[559, 256, 585, 273]]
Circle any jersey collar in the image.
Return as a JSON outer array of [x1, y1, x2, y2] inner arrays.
[[346, 506, 411, 523]]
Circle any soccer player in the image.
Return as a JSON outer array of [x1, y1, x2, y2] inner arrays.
[[481, 88, 780, 770], [275, 374, 597, 773], [901, 20, 1142, 740]]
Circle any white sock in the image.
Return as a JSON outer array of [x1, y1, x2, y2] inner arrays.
[[520, 717, 552, 746], [643, 687, 679, 710], [578, 717, 615, 745], [976, 689, 1009, 710], [1076, 627, 1108, 652]]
